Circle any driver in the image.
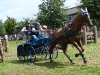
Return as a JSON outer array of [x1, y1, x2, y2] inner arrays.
[[21, 20, 33, 41]]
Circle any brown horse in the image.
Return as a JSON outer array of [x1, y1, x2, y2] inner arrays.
[[49, 8, 93, 63]]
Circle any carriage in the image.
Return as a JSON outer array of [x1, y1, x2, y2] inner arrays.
[[16, 33, 58, 62], [17, 8, 93, 64]]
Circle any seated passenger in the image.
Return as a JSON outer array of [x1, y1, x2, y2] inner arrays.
[[31, 22, 48, 41], [20, 20, 33, 41], [43, 25, 48, 34]]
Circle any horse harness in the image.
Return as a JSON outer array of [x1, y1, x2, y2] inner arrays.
[[62, 23, 82, 38]]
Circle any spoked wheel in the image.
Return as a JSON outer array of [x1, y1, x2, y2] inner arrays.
[[17, 45, 25, 61], [26, 46, 36, 62], [40, 46, 48, 59], [52, 45, 58, 59]]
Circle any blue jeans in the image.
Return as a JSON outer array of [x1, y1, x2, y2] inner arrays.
[[31, 35, 39, 41]]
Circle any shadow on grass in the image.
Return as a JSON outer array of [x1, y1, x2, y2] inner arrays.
[[34, 61, 71, 68], [7, 58, 87, 69], [5, 59, 34, 65], [7, 59, 71, 68]]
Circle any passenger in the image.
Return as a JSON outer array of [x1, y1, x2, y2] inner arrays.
[[43, 25, 48, 30], [30, 22, 41, 40], [31, 22, 48, 40], [43, 25, 48, 34]]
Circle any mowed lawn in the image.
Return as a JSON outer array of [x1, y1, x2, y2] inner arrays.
[[0, 38, 100, 75]]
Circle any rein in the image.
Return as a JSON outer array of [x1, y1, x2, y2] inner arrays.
[[72, 21, 83, 24]]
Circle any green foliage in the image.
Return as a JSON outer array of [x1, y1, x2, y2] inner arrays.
[[15, 21, 26, 33], [79, 0, 100, 24], [0, 20, 6, 35], [37, 0, 68, 29], [4, 16, 16, 35], [18, 21, 26, 30]]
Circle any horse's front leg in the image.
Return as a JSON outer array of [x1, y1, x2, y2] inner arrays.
[[62, 44, 74, 63], [78, 40, 84, 52], [75, 40, 84, 57], [72, 42, 87, 63]]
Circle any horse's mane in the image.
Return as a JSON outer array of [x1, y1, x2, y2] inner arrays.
[[72, 12, 82, 22]]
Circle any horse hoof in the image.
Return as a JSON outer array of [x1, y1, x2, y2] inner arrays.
[[70, 61, 75, 64], [50, 59, 53, 63], [71, 62, 75, 64], [69, 58, 74, 64], [50, 60, 52, 63], [84, 60, 87, 64], [1, 60, 4, 62], [75, 53, 79, 57]]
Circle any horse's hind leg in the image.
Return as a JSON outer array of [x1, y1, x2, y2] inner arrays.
[[49, 43, 56, 63], [62, 44, 74, 63]]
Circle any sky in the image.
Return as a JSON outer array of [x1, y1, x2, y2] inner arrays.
[[0, 0, 80, 22]]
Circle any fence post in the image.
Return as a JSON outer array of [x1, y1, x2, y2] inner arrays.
[[4, 35, 9, 52], [82, 31, 87, 45], [93, 26, 97, 43]]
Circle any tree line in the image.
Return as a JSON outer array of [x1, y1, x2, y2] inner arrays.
[[0, 0, 99, 36]]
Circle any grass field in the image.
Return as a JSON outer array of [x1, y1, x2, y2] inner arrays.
[[0, 38, 100, 75]]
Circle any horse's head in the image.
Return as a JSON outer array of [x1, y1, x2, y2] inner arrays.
[[81, 8, 93, 26]]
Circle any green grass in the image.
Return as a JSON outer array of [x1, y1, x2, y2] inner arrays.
[[0, 38, 100, 75]]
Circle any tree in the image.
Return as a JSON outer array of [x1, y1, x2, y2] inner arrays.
[[79, 0, 100, 24], [0, 20, 6, 36], [4, 16, 16, 35], [15, 21, 25, 33], [37, 0, 67, 29], [18, 21, 25, 30]]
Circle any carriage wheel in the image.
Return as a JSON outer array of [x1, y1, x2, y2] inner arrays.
[[52, 45, 58, 59], [40, 46, 48, 59], [17, 45, 25, 61], [26, 46, 36, 62]]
